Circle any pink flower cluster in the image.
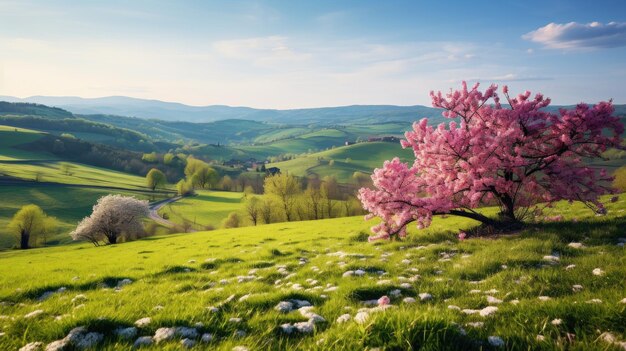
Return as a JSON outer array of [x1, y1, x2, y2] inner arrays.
[[359, 82, 624, 240]]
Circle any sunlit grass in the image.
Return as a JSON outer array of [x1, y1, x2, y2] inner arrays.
[[0, 195, 624, 350]]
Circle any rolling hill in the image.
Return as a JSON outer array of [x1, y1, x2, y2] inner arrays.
[[0, 196, 624, 350], [0, 95, 446, 123], [0, 126, 174, 249], [268, 141, 415, 182]]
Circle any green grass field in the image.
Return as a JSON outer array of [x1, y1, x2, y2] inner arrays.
[[158, 190, 246, 230], [0, 196, 624, 350], [268, 142, 415, 182], [0, 125, 174, 249], [0, 160, 157, 190], [0, 186, 168, 250], [190, 123, 412, 162], [0, 126, 54, 161]]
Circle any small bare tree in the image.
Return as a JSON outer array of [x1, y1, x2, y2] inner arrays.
[[245, 196, 261, 225], [71, 195, 149, 246]]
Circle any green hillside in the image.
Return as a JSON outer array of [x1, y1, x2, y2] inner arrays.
[[0, 196, 624, 350], [0, 125, 174, 250], [268, 142, 415, 182], [0, 186, 160, 250], [0, 126, 53, 161], [158, 190, 245, 230]]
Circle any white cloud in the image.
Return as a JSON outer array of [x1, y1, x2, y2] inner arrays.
[[213, 36, 311, 66], [523, 21, 626, 49]]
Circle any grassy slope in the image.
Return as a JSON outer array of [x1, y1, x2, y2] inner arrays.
[[0, 126, 172, 249], [0, 197, 624, 350], [158, 190, 245, 230], [0, 186, 161, 249], [191, 124, 411, 162], [0, 126, 54, 161], [0, 161, 152, 190], [268, 142, 415, 182]]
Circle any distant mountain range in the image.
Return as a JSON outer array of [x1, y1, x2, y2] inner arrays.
[[0, 95, 443, 124], [0, 95, 624, 124]]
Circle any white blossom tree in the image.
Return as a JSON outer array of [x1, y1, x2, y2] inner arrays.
[[71, 195, 149, 246]]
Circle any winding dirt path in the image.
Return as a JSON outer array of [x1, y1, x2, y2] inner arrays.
[[148, 196, 183, 228]]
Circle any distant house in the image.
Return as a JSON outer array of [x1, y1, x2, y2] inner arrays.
[[345, 141, 355, 146], [266, 167, 281, 176]]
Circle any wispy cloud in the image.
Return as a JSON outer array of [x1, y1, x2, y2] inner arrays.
[[523, 21, 626, 49], [213, 36, 311, 66], [463, 73, 553, 83]]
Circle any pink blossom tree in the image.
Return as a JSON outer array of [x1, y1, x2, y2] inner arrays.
[[359, 82, 624, 240]]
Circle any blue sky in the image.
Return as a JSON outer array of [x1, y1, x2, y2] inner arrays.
[[0, 0, 625, 108]]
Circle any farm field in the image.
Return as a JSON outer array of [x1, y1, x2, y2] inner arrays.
[[268, 142, 415, 182], [158, 190, 246, 230], [0, 196, 624, 350]]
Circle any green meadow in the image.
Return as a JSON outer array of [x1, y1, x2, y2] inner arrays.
[[268, 142, 415, 182], [0, 126, 53, 161], [158, 190, 246, 230], [0, 196, 624, 350]]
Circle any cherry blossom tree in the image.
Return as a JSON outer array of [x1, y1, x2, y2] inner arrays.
[[71, 195, 149, 245], [359, 82, 624, 240]]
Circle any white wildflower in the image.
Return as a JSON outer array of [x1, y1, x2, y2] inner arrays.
[[403, 297, 416, 304], [592, 268, 605, 276]]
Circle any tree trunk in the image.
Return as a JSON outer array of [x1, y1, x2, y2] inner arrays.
[[20, 231, 30, 249], [108, 235, 117, 244]]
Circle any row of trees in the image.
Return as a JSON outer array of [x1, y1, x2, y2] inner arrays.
[[232, 173, 365, 228]]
